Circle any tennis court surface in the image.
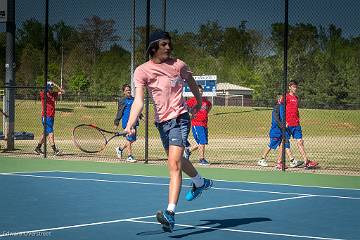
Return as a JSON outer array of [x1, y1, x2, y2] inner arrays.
[[1, 170, 359, 240]]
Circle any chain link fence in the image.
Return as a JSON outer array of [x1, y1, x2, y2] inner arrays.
[[0, 0, 359, 175]]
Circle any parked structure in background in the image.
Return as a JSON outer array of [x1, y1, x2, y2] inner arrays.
[[215, 83, 253, 107]]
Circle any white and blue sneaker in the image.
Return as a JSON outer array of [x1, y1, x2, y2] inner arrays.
[[115, 147, 123, 159], [156, 210, 175, 232], [185, 178, 213, 201], [126, 155, 137, 163]]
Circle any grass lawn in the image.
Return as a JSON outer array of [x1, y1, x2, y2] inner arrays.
[[1, 100, 359, 174]]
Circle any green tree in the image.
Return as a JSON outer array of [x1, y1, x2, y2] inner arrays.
[[68, 70, 90, 104], [197, 21, 223, 57], [90, 44, 130, 98], [78, 15, 120, 66]]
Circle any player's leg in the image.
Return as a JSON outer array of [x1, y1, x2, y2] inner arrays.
[[275, 140, 288, 169], [189, 144, 199, 153], [34, 133, 45, 154], [292, 126, 318, 168], [287, 147, 304, 168], [190, 126, 200, 154], [34, 117, 47, 154], [48, 132, 55, 146], [177, 114, 212, 201], [262, 128, 281, 167], [296, 138, 308, 161], [46, 117, 60, 155], [262, 147, 271, 159], [167, 145, 183, 206], [198, 144, 205, 159], [198, 127, 209, 165], [258, 146, 271, 166], [155, 118, 181, 232]]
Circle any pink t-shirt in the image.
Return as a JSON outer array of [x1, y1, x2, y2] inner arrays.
[[134, 58, 192, 123]]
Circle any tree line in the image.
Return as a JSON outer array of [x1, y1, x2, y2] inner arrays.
[[0, 16, 359, 108]]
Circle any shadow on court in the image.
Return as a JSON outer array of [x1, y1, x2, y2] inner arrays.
[[137, 217, 271, 237]]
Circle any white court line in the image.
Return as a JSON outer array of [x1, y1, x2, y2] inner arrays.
[[0, 195, 311, 238], [0, 172, 169, 187], [1, 172, 359, 200], [54, 170, 360, 191], [3, 169, 358, 191], [128, 219, 347, 240]]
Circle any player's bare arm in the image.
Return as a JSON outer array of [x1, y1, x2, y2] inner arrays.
[[53, 83, 65, 94]]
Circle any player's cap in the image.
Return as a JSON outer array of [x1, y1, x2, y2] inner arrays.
[[46, 81, 54, 90], [146, 31, 171, 55]]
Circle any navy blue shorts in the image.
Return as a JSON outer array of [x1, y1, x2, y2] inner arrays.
[[155, 113, 191, 150]]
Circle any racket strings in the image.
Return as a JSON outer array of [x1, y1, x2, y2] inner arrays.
[[73, 125, 107, 153]]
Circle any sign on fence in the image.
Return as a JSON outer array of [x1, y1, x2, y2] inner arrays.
[[183, 75, 217, 97]]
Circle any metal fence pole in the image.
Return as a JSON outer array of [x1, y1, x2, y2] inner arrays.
[[144, 0, 150, 164], [4, 0, 16, 150], [281, 0, 289, 171], [43, 0, 49, 158]]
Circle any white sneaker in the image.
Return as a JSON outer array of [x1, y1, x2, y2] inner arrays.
[[289, 159, 304, 168], [115, 147, 123, 159], [126, 155, 137, 163], [257, 159, 269, 167]]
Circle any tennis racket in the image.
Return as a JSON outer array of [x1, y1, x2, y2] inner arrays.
[[72, 124, 127, 153]]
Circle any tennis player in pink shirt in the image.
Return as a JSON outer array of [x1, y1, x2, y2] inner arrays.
[[124, 31, 213, 232]]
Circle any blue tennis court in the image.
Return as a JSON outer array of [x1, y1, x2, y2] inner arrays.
[[1, 171, 359, 240]]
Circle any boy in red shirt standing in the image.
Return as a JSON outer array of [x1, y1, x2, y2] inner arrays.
[[186, 85, 212, 165], [34, 81, 65, 155], [285, 81, 318, 169]]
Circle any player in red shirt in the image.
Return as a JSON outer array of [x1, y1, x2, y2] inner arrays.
[[285, 81, 318, 169], [186, 85, 212, 165], [34, 81, 65, 155]]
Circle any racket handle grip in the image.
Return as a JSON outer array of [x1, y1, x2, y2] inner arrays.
[[116, 131, 127, 137]]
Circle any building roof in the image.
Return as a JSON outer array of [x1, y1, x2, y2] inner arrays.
[[216, 82, 253, 91]]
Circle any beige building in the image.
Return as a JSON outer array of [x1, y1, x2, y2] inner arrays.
[[215, 83, 253, 106]]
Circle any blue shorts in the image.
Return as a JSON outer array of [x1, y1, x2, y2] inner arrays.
[[42, 117, 54, 134], [268, 137, 290, 149], [192, 126, 208, 145], [268, 128, 290, 149], [155, 113, 190, 150], [288, 126, 303, 139]]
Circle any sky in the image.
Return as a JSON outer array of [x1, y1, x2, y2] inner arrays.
[[1, 0, 359, 50]]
